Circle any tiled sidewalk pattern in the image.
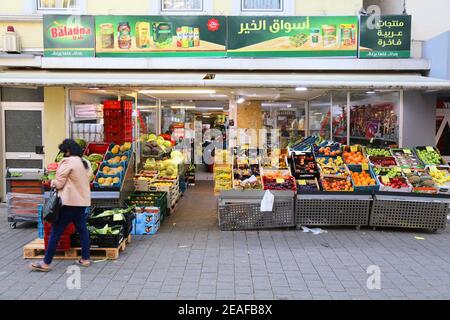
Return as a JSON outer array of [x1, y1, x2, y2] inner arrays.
[[0, 182, 450, 300]]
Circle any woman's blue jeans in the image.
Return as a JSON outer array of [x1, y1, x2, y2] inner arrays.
[[44, 206, 90, 265]]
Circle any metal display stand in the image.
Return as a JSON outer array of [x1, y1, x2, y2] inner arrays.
[[295, 192, 373, 229], [370, 192, 450, 231], [218, 190, 295, 231]]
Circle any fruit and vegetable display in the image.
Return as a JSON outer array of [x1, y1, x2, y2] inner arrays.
[[416, 147, 445, 165], [343, 147, 369, 165], [321, 177, 353, 192], [350, 170, 376, 187], [316, 156, 344, 167], [291, 153, 319, 178], [262, 172, 296, 191], [391, 149, 423, 168], [143, 151, 183, 178], [403, 168, 437, 193], [428, 166, 450, 188], [288, 135, 323, 152], [296, 179, 321, 193], [314, 145, 342, 157], [364, 147, 391, 157], [373, 167, 403, 179], [378, 176, 411, 192], [94, 143, 132, 188], [214, 165, 232, 191], [368, 156, 397, 167], [233, 157, 262, 190], [143, 133, 174, 157]]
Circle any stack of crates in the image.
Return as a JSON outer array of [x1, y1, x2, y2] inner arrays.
[[44, 222, 75, 251], [103, 100, 133, 144]]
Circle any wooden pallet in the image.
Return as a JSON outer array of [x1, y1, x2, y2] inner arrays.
[[23, 235, 132, 260]]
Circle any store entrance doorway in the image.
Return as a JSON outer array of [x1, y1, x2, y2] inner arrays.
[[0, 102, 44, 200]]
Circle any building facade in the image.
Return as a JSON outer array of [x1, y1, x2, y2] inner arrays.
[[1, 0, 450, 201]]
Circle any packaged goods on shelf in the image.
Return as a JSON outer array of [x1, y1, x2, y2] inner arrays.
[[390, 148, 424, 168], [73, 104, 104, 118]]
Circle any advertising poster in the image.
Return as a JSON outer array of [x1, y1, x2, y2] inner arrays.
[[43, 15, 95, 57], [359, 15, 411, 58], [95, 15, 226, 57], [227, 16, 359, 57]]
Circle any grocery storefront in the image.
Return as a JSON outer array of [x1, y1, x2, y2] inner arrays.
[[1, 13, 450, 236]]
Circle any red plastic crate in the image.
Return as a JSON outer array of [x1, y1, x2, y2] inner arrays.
[[103, 100, 121, 109], [44, 222, 75, 238], [84, 143, 109, 156], [44, 235, 71, 251]]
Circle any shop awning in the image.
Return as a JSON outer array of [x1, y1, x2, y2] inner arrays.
[[1, 70, 450, 90]]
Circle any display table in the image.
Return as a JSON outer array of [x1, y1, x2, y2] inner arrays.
[[218, 190, 295, 231], [370, 192, 450, 231], [295, 192, 373, 229]]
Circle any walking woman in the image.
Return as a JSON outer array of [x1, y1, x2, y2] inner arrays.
[[31, 139, 93, 272]]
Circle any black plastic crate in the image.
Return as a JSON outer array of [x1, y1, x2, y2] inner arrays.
[[71, 225, 125, 248], [88, 207, 135, 237]]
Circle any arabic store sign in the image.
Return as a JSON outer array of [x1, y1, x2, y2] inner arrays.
[[43, 15, 95, 57], [359, 15, 411, 58], [227, 16, 359, 57], [94, 15, 227, 57]]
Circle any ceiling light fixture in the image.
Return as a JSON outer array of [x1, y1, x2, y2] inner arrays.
[[296, 87, 308, 91], [139, 89, 216, 94], [236, 97, 245, 104], [366, 91, 376, 94], [171, 105, 196, 109]]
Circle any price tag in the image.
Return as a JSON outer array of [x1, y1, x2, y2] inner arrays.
[[276, 178, 285, 184], [370, 138, 374, 144], [361, 163, 369, 171], [298, 180, 306, 185], [403, 168, 411, 174], [403, 149, 411, 154], [381, 176, 390, 184], [113, 214, 124, 221], [350, 146, 358, 153], [426, 146, 435, 152]]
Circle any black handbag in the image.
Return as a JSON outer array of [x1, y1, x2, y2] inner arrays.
[[43, 188, 62, 223]]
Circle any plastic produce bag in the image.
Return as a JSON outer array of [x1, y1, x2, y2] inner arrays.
[[260, 190, 275, 212]]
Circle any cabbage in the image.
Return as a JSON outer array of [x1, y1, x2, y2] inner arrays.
[[170, 150, 183, 159]]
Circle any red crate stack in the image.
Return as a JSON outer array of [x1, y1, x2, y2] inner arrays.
[[103, 100, 133, 144], [44, 222, 75, 251]]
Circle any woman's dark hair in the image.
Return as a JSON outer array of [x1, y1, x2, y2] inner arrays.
[[58, 139, 89, 170]]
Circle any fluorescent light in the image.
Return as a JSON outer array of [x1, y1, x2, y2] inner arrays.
[[262, 103, 292, 108], [237, 97, 245, 104], [88, 87, 99, 90], [196, 107, 224, 110], [296, 87, 308, 91], [366, 91, 376, 94], [171, 105, 196, 109], [139, 89, 216, 94]]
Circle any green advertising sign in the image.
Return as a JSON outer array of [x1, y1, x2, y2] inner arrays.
[[227, 16, 359, 57], [43, 15, 95, 57], [359, 15, 411, 58], [95, 15, 226, 57]]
